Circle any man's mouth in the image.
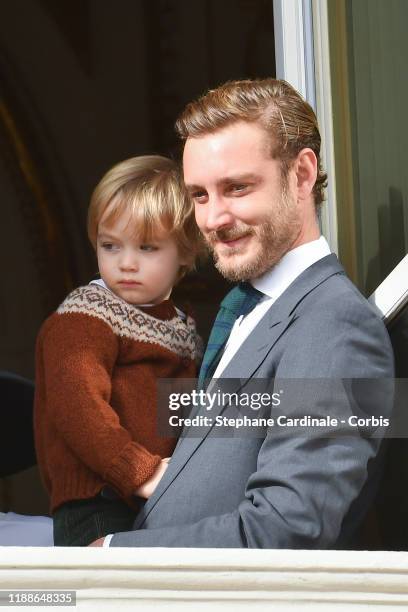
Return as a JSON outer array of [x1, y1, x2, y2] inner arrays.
[[219, 234, 250, 247], [213, 232, 252, 251]]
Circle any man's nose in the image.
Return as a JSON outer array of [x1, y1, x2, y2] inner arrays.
[[119, 250, 139, 271], [201, 195, 234, 232]]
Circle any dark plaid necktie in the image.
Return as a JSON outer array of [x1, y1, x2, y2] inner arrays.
[[198, 282, 264, 388]]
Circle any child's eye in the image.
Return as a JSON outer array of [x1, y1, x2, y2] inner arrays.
[[101, 242, 118, 251], [140, 244, 158, 252]]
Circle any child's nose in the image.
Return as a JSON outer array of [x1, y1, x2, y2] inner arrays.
[[119, 252, 139, 271]]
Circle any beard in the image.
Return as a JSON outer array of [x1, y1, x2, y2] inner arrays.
[[205, 190, 301, 282]]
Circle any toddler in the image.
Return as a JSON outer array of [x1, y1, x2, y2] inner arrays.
[[34, 156, 203, 546]]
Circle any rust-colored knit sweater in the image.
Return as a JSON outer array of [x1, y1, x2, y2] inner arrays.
[[34, 284, 200, 513]]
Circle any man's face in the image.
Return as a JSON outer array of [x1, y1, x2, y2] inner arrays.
[[183, 121, 302, 281]]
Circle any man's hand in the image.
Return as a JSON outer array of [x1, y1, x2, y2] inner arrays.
[[134, 457, 170, 499], [88, 537, 105, 547]]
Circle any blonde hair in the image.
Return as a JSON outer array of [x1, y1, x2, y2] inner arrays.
[[88, 155, 204, 274], [176, 78, 327, 208]]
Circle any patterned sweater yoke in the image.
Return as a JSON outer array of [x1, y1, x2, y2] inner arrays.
[[57, 284, 201, 361]]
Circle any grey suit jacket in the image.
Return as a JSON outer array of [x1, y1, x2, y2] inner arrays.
[[111, 254, 394, 548]]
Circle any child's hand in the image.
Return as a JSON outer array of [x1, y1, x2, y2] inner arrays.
[[134, 457, 170, 499]]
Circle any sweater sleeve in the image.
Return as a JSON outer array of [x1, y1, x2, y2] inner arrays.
[[37, 311, 161, 497]]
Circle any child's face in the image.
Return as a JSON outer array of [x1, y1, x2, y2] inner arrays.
[[96, 210, 186, 305]]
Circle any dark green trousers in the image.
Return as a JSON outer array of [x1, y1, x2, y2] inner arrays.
[[53, 493, 143, 546]]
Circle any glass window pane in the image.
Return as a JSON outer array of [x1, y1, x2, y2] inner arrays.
[[328, 0, 408, 295]]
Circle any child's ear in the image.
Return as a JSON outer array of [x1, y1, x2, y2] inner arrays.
[[295, 148, 317, 201], [176, 263, 189, 282]]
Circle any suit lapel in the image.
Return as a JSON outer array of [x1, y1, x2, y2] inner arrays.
[[137, 254, 345, 525], [212, 254, 344, 384], [218, 315, 294, 380]]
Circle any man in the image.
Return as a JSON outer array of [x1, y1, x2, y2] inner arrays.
[[92, 78, 394, 548]]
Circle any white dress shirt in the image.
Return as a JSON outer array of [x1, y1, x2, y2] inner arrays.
[[213, 236, 331, 377]]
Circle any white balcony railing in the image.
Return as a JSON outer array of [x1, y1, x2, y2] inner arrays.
[[1, 548, 408, 610]]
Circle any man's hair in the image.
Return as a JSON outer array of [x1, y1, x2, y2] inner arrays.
[[175, 78, 327, 207], [88, 155, 204, 274]]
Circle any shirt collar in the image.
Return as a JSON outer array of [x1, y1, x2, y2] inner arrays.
[[251, 236, 331, 300]]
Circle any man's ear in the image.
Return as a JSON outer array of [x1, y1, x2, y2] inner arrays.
[[295, 148, 317, 201]]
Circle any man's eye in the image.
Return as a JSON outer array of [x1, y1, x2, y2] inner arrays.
[[140, 244, 157, 252], [230, 184, 248, 193], [192, 191, 208, 202]]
